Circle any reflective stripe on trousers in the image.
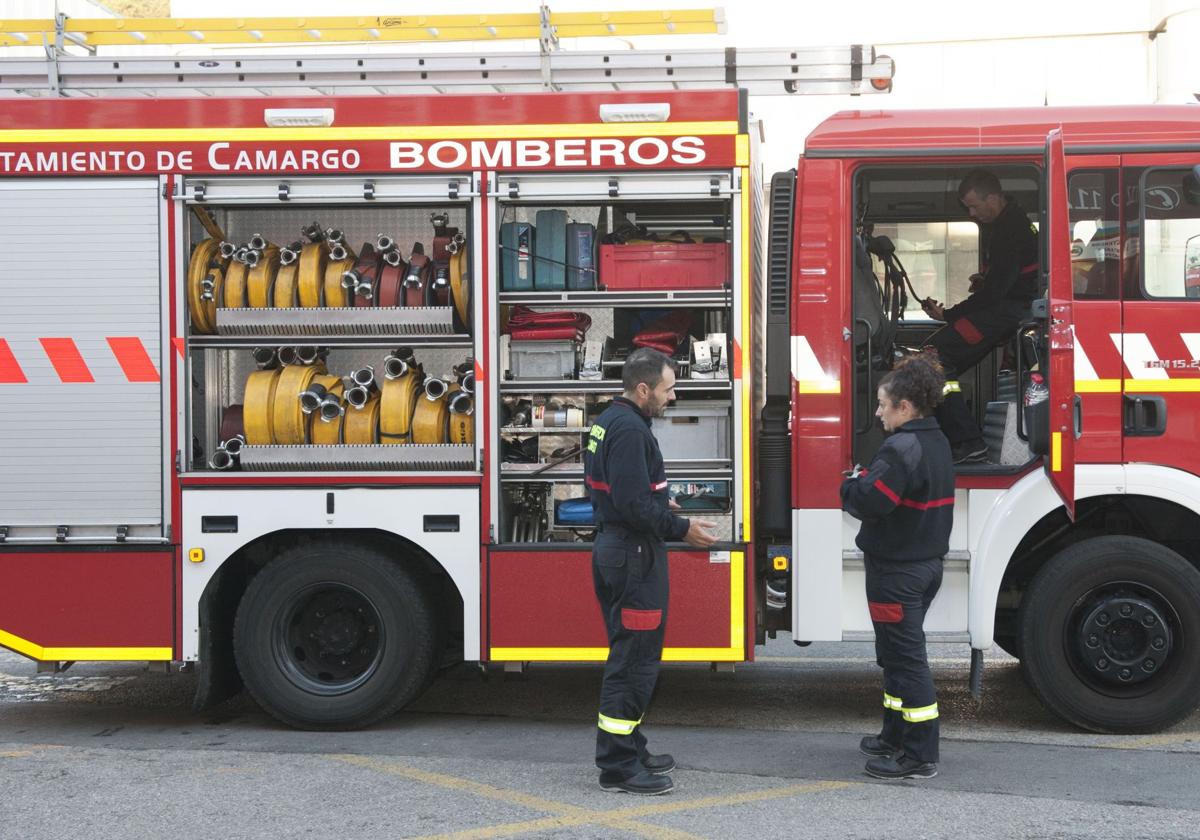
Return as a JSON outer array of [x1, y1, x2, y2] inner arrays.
[[901, 702, 939, 723], [598, 712, 641, 736]]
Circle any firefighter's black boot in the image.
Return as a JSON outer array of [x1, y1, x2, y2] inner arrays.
[[599, 769, 675, 795], [859, 735, 897, 758], [865, 754, 938, 780]]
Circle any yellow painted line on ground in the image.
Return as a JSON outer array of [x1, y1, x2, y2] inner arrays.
[[416, 780, 855, 840], [332, 754, 854, 840], [332, 754, 698, 840], [1103, 733, 1200, 751], [608, 780, 855, 818], [0, 750, 34, 758]]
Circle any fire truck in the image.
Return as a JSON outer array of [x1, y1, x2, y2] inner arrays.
[[1, 22, 1198, 735]]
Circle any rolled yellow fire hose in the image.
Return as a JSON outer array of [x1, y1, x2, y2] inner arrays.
[[412, 381, 450, 444], [246, 245, 280, 309], [274, 260, 299, 308], [343, 394, 381, 444], [223, 259, 250, 309], [324, 253, 357, 309], [243, 368, 282, 444], [450, 247, 469, 328], [379, 366, 423, 444], [272, 362, 326, 445], [297, 242, 328, 308], [308, 374, 346, 445], [447, 386, 474, 444], [187, 238, 223, 333]]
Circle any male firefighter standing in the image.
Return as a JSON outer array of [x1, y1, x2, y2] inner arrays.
[[585, 347, 717, 795], [921, 169, 1039, 463], [841, 353, 955, 780]]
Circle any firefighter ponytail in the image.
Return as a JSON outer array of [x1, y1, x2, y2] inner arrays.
[[878, 351, 946, 417]]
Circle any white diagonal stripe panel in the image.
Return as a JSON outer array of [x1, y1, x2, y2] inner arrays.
[[1075, 332, 1099, 381], [1115, 332, 1169, 380], [791, 335, 827, 381], [1182, 333, 1200, 363]]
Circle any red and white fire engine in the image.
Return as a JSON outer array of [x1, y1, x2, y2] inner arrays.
[[1, 30, 1198, 734]]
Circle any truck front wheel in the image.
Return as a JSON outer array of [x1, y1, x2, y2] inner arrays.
[[233, 541, 437, 730], [1018, 535, 1200, 733]]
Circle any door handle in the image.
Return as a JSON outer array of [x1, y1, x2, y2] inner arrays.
[[1123, 394, 1167, 437]]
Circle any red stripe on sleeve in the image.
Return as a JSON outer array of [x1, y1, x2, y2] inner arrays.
[[39, 338, 94, 383], [0, 339, 27, 384], [107, 337, 161, 383], [899, 496, 955, 510], [873, 478, 900, 504], [953, 317, 985, 345]]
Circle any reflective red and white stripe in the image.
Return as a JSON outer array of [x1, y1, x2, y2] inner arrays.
[[1075, 332, 1200, 393], [0, 337, 163, 384]]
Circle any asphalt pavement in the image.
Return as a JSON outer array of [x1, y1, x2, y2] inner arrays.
[[1, 639, 1197, 839]]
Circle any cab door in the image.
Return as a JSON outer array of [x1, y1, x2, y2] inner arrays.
[[1044, 129, 1078, 518], [1120, 154, 1200, 475], [1063, 158, 1123, 465]]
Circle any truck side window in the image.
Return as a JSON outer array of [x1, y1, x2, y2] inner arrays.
[[1140, 166, 1200, 299], [1067, 170, 1119, 300]]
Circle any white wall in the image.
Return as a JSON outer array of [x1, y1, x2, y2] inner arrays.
[[166, 0, 1194, 175]]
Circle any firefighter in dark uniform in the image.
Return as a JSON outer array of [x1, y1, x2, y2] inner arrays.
[[921, 169, 1039, 463], [584, 347, 717, 796], [841, 352, 955, 780]]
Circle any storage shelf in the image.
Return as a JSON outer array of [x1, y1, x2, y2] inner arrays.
[[498, 288, 731, 308], [500, 463, 732, 482], [239, 443, 475, 471], [189, 334, 473, 349], [499, 379, 731, 394], [215, 305, 458, 336], [500, 426, 591, 435]]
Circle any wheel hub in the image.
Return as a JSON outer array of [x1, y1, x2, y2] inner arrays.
[[1076, 593, 1172, 686], [276, 584, 384, 695]]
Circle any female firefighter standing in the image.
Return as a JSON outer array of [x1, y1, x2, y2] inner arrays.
[[841, 353, 955, 780]]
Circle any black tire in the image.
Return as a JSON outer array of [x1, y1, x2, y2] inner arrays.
[[233, 541, 437, 730], [1018, 535, 1200, 733]]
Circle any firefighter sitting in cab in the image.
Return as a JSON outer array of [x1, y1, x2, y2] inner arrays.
[[921, 169, 1039, 464]]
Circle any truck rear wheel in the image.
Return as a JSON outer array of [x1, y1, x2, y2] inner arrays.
[[233, 541, 437, 730], [1018, 535, 1200, 733]]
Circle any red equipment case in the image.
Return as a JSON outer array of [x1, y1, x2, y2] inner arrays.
[[598, 242, 729, 290]]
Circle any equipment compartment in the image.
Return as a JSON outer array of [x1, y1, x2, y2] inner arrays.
[[182, 189, 478, 473]]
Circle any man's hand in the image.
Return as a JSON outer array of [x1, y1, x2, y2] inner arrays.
[[921, 298, 945, 321], [668, 498, 682, 511], [683, 518, 718, 549]]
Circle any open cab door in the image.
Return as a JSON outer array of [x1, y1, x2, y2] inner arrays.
[[1043, 128, 1078, 519]]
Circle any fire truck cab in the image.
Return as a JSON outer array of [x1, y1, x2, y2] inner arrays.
[[758, 106, 1200, 734]]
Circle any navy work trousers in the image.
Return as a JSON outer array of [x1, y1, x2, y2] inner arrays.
[[592, 525, 670, 776], [865, 554, 944, 764]]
